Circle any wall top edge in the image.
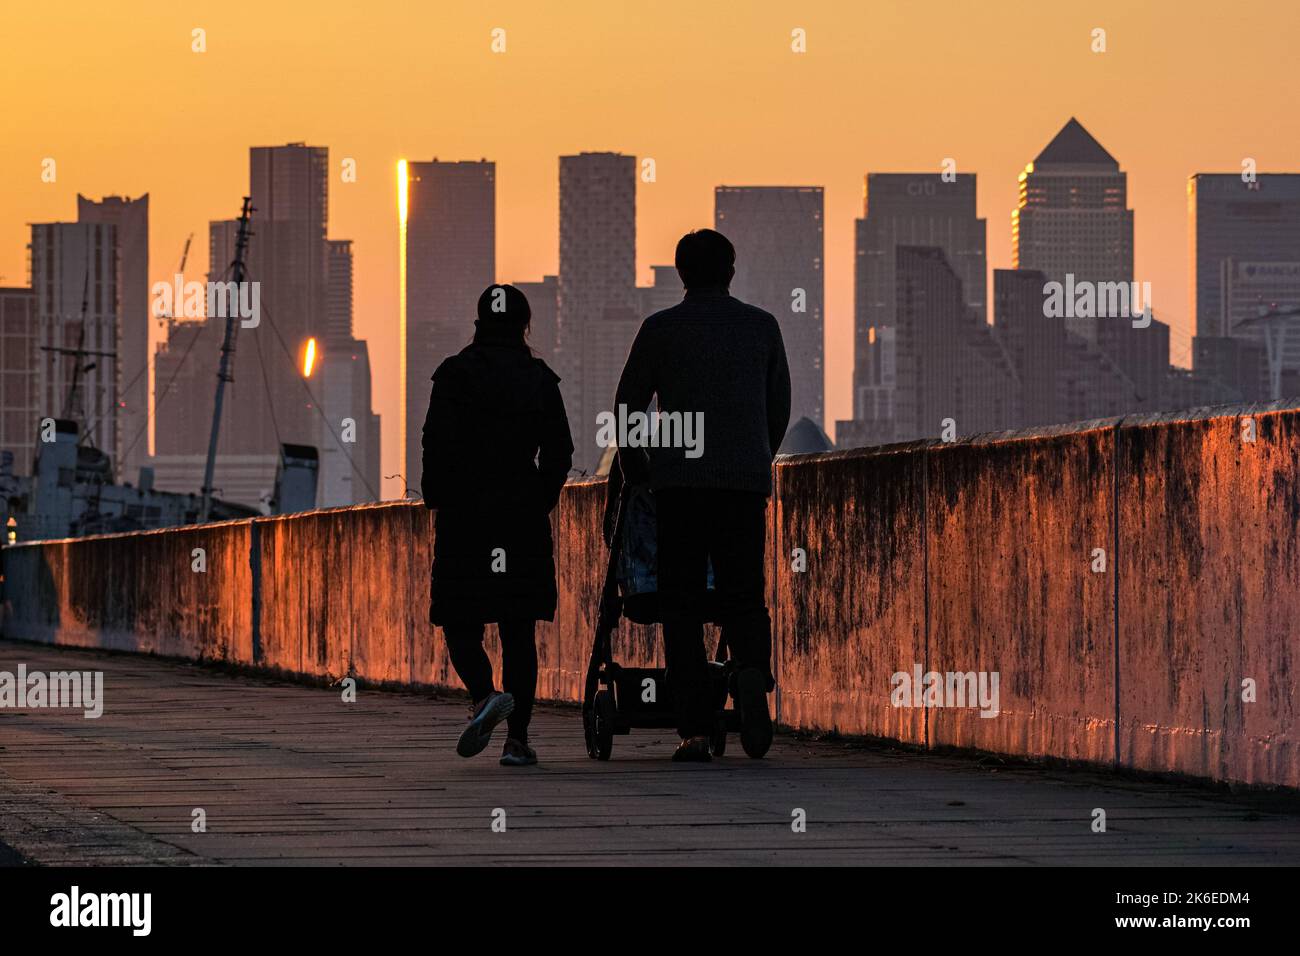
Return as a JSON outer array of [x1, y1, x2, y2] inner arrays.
[[10, 399, 1300, 546]]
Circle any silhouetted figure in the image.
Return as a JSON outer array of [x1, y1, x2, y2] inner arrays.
[[614, 229, 792, 762], [422, 284, 574, 766]]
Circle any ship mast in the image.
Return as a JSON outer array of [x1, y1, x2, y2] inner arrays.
[[39, 267, 116, 450], [200, 196, 253, 522]]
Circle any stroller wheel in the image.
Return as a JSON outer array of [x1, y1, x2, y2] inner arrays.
[[710, 718, 727, 757], [594, 690, 615, 761]]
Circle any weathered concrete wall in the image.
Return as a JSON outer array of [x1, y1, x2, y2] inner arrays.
[[254, 502, 435, 685], [925, 424, 1117, 764], [1117, 406, 1300, 788], [2, 519, 254, 664], [773, 443, 928, 744], [3, 402, 1297, 788]]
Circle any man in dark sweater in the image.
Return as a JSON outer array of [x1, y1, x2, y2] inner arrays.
[[614, 229, 792, 762]]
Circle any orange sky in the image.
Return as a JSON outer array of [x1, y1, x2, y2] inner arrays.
[[3, 1, 1298, 499]]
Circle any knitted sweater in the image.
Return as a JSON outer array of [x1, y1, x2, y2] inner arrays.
[[613, 290, 792, 496]]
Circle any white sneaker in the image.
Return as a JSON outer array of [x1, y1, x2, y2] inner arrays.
[[456, 692, 515, 758]]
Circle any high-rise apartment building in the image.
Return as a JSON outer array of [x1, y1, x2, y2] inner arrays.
[[637, 265, 681, 318], [715, 186, 824, 428], [77, 194, 148, 477], [514, 275, 559, 368], [557, 152, 636, 473], [316, 238, 380, 506], [0, 287, 40, 476], [403, 159, 495, 489], [245, 143, 330, 451], [838, 173, 986, 447], [30, 222, 120, 468], [326, 239, 354, 344], [888, 246, 1017, 442]]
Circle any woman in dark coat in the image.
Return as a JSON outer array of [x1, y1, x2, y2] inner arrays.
[[421, 284, 574, 766]]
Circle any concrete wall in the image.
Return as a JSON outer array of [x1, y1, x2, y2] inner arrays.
[[773, 442, 928, 745], [3, 402, 1297, 789], [3, 518, 254, 663], [1117, 408, 1300, 787], [923, 423, 1117, 764]]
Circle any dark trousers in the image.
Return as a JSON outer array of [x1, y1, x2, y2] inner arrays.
[[656, 488, 772, 739], [442, 619, 537, 742]]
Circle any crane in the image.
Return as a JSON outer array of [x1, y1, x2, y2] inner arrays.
[[155, 232, 194, 328]]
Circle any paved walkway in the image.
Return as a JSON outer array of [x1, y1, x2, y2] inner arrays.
[[1, 639, 1297, 866]]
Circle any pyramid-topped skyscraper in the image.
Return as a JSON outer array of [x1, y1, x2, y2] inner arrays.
[[1032, 116, 1120, 167], [1008, 118, 1171, 415], [1012, 118, 1134, 343]]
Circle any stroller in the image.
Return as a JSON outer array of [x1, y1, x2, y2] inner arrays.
[[581, 462, 741, 760]]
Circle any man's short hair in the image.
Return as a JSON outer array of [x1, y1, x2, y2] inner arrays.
[[675, 229, 736, 290]]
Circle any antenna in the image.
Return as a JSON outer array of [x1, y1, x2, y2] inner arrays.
[[200, 197, 254, 522]]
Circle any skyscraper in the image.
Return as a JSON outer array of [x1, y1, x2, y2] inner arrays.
[[993, 268, 1064, 426], [715, 186, 824, 429], [152, 145, 328, 486], [1012, 118, 1134, 344], [637, 264, 681, 318], [557, 152, 636, 473], [1189, 174, 1300, 400], [29, 222, 120, 467], [993, 267, 1138, 426], [889, 246, 1017, 441], [248, 144, 329, 343], [153, 147, 377, 511], [838, 173, 986, 447], [317, 339, 381, 507], [77, 194, 148, 480], [0, 286, 39, 476], [245, 143, 330, 451], [1012, 119, 1179, 411], [152, 219, 235, 465], [514, 275, 558, 367], [1218, 260, 1300, 397], [316, 238, 381, 506], [151, 217, 276, 506], [403, 159, 495, 490], [1189, 174, 1300, 339], [157, 145, 332, 465], [326, 239, 354, 343]]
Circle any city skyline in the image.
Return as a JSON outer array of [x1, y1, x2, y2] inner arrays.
[[3, 1, 1300, 891], [4, 2, 1299, 497]]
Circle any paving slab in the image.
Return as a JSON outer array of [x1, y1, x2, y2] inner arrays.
[[1, 640, 1297, 866]]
